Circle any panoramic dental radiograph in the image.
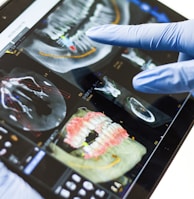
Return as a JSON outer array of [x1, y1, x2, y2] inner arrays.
[[21, 0, 130, 73]]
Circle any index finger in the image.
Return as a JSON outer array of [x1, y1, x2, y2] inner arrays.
[[86, 19, 194, 57]]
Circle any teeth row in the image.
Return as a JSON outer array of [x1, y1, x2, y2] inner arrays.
[[71, 31, 94, 52], [54, 0, 95, 23], [64, 111, 129, 159], [43, 0, 95, 40], [83, 123, 128, 158], [40, 0, 116, 43], [90, 3, 115, 25], [64, 115, 112, 148]]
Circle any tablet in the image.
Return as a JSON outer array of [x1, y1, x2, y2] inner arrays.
[[0, 0, 193, 198]]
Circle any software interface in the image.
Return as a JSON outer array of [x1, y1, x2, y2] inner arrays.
[[0, 0, 188, 198]]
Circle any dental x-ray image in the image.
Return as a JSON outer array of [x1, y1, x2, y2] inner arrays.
[[122, 48, 157, 70], [20, 0, 130, 73], [93, 76, 171, 127]]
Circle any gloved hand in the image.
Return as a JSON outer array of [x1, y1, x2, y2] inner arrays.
[[0, 162, 43, 199], [86, 19, 194, 96]]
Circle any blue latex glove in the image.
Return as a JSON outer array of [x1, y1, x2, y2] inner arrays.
[[0, 162, 43, 199], [86, 19, 194, 95]]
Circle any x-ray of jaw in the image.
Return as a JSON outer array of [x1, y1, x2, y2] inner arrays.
[[20, 0, 130, 73]]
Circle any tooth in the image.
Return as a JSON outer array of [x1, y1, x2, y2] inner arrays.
[[101, 121, 111, 130], [99, 13, 114, 20], [78, 39, 89, 51], [83, 121, 95, 131], [102, 116, 112, 124], [100, 7, 114, 15], [88, 19, 100, 27], [95, 4, 104, 16], [51, 0, 116, 46], [73, 136, 82, 143], [103, 131, 113, 139], [82, 34, 94, 46], [72, 40, 83, 52], [79, 34, 93, 49], [83, 145, 91, 153], [104, 125, 116, 137], [77, 31, 91, 45], [80, 128, 90, 137], [90, 117, 103, 126], [99, 133, 107, 141], [72, 142, 82, 148], [90, 142, 99, 150], [95, 137, 101, 144], [76, 39, 88, 52], [42, 28, 55, 40]]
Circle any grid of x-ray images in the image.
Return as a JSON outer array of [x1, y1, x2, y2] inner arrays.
[[0, 0, 188, 197]]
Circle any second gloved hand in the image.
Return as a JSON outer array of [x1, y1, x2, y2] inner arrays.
[[86, 19, 194, 95]]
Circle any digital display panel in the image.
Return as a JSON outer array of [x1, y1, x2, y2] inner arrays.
[[0, 0, 190, 198]]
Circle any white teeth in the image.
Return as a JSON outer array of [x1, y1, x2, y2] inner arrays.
[[71, 31, 94, 52], [102, 130, 113, 139], [99, 6, 114, 15], [92, 141, 99, 148], [72, 142, 82, 148], [83, 145, 90, 153], [102, 120, 112, 127], [92, 3, 114, 24], [90, 141, 99, 150], [80, 128, 90, 137], [82, 34, 93, 46], [99, 13, 114, 21], [78, 34, 93, 49], [90, 15, 114, 25], [90, 117, 101, 126], [92, 116, 111, 126], [109, 122, 119, 130], [95, 137, 102, 144], [37, 0, 116, 50], [94, 4, 104, 15], [99, 133, 107, 141], [84, 121, 95, 131], [77, 38, 89, 51], [87, 19, 100, 28], [71, 136, 85, 148], [65, 109, 129, 158], [73, 40, 85, 52]]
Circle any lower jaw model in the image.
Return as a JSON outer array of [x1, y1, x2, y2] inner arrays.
[[49, 107, 146, 183]]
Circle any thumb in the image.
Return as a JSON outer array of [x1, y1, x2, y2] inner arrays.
[[132, 60, 194, 95]]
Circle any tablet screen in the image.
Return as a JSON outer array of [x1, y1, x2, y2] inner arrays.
[[0, 0, 191, 198]]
